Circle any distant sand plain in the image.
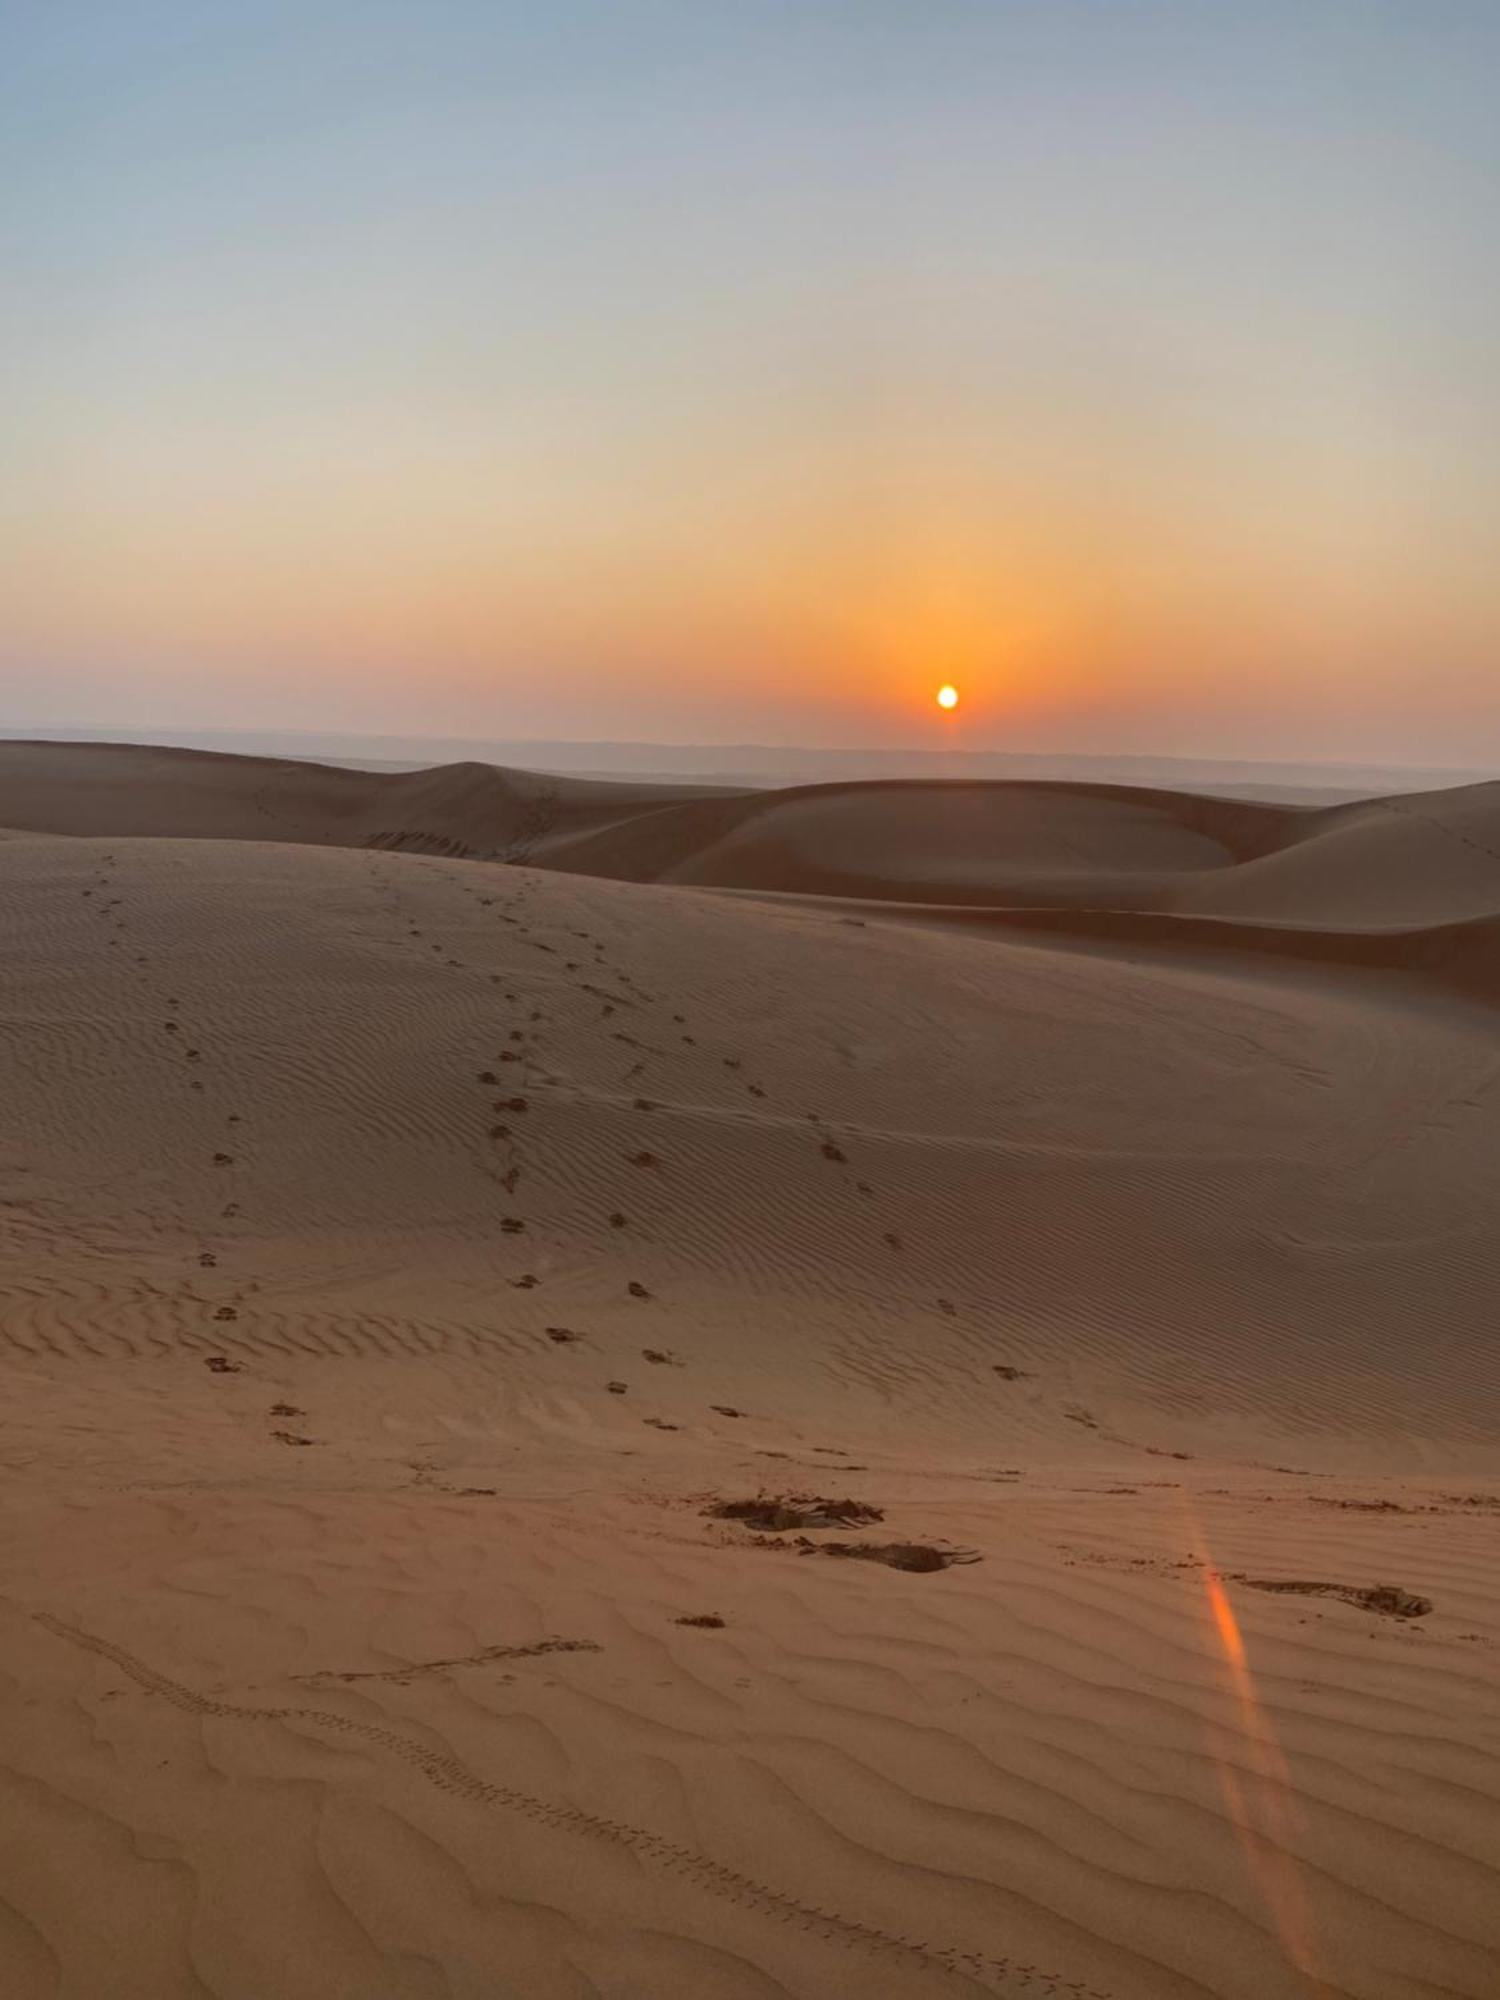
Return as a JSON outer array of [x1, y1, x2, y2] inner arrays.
[[0, 737, 1495, 1999]]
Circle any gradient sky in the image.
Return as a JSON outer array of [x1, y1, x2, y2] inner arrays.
[[4, 2, 1498, 760]]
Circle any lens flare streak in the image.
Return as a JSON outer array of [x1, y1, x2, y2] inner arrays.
[[1193, 1535, 1330, 1995]]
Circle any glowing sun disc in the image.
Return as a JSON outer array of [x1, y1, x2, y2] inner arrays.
[[936, 684, 959, 710]]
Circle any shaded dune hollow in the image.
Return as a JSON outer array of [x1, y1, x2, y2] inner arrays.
[[0, 736, 1496, 2000]]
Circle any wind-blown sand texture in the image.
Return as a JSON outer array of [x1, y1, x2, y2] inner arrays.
[[0, 738, 1495, 1999]]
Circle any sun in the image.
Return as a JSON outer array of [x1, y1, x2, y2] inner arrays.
[[935, 683, 959, 710]]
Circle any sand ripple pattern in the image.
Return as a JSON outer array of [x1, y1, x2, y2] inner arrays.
[[26, 1607, 1106, 1999]]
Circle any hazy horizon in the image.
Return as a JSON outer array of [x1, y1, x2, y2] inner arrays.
[[6, 3, 1499, 763], [4, 715, 1493, 806]]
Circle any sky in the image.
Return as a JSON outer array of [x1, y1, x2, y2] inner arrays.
[[3, 1, 1498, 763]]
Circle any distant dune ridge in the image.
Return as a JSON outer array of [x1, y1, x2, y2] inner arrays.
[[0, 734, 1496, 1999], [7, 722, 1491, 799], [5, 736, 1500, 995]]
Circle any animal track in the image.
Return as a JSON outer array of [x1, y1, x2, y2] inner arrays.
[[299, 1637, 600, 1686]]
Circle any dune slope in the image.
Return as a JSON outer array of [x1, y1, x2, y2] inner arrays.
[[0, 818, 1495, 1999], [0, 737, 742, 858], [8, 738, 1500, 944]]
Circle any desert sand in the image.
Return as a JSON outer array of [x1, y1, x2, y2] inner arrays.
[[0, 738, 1495, 1999]]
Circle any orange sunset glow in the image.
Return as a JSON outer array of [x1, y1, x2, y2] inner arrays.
[[3, 5, 1498, 761]]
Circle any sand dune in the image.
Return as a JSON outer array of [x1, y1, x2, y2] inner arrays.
[[0, 743, 1496, 1997], [10, 736, 1500, 1003], [10, 736, 1500, 928], [0, 737, 743, 859]]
